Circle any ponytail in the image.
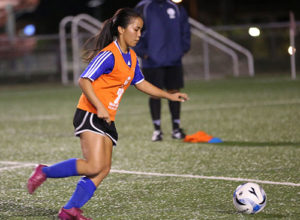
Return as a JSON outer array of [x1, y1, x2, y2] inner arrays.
[[83, 8, 142, 62]]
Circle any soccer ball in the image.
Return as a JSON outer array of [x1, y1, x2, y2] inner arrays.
[[233, 182, 267, 214]]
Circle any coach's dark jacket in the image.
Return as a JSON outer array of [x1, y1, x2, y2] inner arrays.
[[134, 0, 191, 68]]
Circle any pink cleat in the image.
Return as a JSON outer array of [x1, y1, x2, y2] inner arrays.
[[58, 207, 92, 220], [27, 164, 47, 194]]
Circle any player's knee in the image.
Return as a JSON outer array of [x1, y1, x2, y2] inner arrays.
[[87, 162, 110, 176], [101, 165, 111, 177]]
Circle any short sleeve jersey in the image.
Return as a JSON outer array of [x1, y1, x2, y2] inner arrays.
[[77, 41, 144, 121]]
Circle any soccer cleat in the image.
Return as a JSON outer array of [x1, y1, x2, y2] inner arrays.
[[27, 164, 47, 194], [172, 128, 186, 139], [58, 207, 92, 220], [152, 130, 163, 141]]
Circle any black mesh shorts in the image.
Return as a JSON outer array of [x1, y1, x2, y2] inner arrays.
[[142, 66, 184, 90], [73, 108, 118, 146]]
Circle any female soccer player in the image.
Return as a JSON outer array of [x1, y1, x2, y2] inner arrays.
[[27, 8, 188, 220]]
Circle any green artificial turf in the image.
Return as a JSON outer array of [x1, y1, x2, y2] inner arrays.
[[0, 76, 299, 219]]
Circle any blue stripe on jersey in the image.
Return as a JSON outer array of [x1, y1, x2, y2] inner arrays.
[[86, 51, 111, 78], [81, 51, 113, 81], [80, 44, 145, 84]]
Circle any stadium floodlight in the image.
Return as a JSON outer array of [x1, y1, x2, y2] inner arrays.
[[87, 0, 105, 8], [23, 24, 35, 36], [248, 27, 260, 37], [288, 46, 296, 55], [172, 0, 182, 3]]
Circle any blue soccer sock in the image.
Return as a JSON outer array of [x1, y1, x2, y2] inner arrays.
[[42, 158, 79, 178], [64, 177, 96, 209]]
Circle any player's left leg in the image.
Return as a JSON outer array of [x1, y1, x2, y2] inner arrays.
[[27, 158, 79, 194], [58, 132, 113, 220]]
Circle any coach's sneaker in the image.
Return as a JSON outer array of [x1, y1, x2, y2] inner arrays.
[[27, 164, 47, 194], [172, 128, 186, 139], [58, 207, 92, 220], [152, 130, 163, 141]]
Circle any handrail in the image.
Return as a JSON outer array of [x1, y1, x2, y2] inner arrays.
[[189, 17, 254, 76], [59, 16, 74, 85], [59, 14, 102, 85], [71, 14, 102, 84], [59, 14, 254, 84], [191, 28, 239, 78]]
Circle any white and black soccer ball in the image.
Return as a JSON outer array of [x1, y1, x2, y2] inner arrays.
[[233, 182, 267, 214]]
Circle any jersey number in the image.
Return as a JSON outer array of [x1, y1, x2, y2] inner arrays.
[[114, 88, 124, 104]]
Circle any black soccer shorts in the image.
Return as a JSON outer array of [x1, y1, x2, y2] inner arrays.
[[73, 108, 118, 146]]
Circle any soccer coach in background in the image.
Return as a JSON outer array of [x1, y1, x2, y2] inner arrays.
[[134, 0, 191, 141]]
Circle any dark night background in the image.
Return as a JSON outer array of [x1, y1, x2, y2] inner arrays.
[[18, 0, 300, 34]]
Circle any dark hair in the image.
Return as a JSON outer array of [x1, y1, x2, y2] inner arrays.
[[83, 8, 142, 62]]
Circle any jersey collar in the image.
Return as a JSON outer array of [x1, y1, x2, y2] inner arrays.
[[114, 40, 130, 55]]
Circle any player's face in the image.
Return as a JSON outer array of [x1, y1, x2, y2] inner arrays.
[[119, 17, 143, 48]]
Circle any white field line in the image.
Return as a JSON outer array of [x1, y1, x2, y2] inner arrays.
[[1, 161, 300, 187], [183, 99, 300, 112], [1, 99, 300, 122], [0, 161, 36, 172], [119, 99, 300, 116], [110, 169, 300, 187], [0, 115, 64, 122], [0, 164, 35, 171]]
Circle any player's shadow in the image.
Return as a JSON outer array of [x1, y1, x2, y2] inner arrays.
[[0, 200, 57, 218], [217, 141, 300, 148]]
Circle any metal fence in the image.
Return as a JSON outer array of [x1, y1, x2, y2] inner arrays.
[[0, 21, 298, 83], [0, 35, 61, 82]]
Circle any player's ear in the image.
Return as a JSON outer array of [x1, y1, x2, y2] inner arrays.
[[118, 26, 125, 35]]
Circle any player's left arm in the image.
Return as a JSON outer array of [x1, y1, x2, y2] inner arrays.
[[135, 80, 188, 102]]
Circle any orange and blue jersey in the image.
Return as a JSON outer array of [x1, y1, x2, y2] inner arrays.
[[77, 41, 144, 121]]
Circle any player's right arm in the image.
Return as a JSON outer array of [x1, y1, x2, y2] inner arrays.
[[78, 78, 111, 124]]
